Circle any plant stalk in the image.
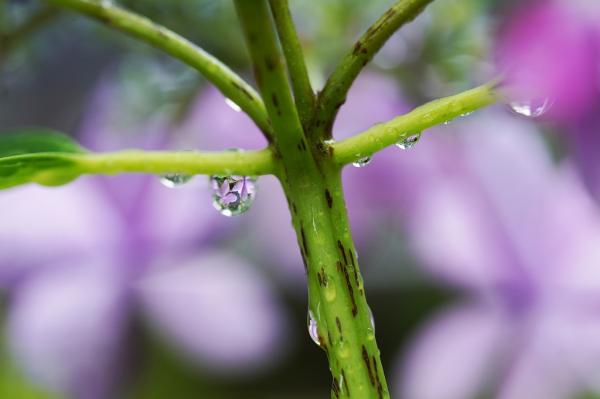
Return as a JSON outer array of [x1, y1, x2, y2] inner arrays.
[[234, 1, 389, 397]]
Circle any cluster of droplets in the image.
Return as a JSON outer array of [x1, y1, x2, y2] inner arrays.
[[210, 174, 257, 217], [160, 172, 257, 217], [508, 98, 553, 118], [351, 132, 423, 169]]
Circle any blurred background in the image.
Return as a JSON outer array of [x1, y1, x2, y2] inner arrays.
[[1, 0, 600, 398]]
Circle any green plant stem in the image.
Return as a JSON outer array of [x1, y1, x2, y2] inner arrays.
[[313, 0, 434, 140], [268, 0, 315, 130], [332, 82, 498, 165], [73, 148, 274, 176], [44, 0, 273, 138], [235, 1, 389, 398]]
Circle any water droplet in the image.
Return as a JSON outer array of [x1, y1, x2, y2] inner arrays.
[[396, 133, 421, 150], [368, 306, 376, 332], [443, 120, 452, 125], [210, 175, 256, 217], [225, 98, 242, 112], [352, 156, 371, 168], [307, 310, 321, 346], [509, 98, 552, 118], [160, 173, 193, 188]]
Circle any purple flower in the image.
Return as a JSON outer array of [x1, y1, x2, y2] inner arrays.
[[495, 0, 600, 122], [393, 110, 600, 399], [0, 75, 288, 397]]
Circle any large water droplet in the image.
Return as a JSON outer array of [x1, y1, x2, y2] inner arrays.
[[396, 133, 421, 150], [352, 156, 371, 168], [210, 175, 256, 217], [509, 98, 552, 118], [160, 173, 193, 188], [307, 310, 321, 346], [225, 98, 242, 112]]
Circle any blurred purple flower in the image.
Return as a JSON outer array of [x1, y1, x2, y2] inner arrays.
[[394, 110, 600, 399], [172, 72, 409, 286], [0, 74, 288, 397], [495, 0, 600, 122]]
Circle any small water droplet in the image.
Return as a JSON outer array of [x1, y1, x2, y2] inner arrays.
[[396, 132, 421, 150], [460, 111, 473, 118], [160, 173, 193, 188], [338, 371, 346, 394], [368, 306, 376, 332], [225, 98, 242, 112], [443, 120, 452, 125], [509, 98, 552, 118], [210, 175, 256, 217], [307, 310, 321, 346], [352, 156, 371, 168]]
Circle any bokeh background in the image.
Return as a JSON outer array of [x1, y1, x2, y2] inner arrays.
[[1, 0, 600, 398]]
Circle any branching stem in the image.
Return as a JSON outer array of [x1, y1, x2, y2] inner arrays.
[[268, 0, 315, 130], [74, 149, 274, 176], [313, 0, 435, 140], [44, 0, 273, 137]]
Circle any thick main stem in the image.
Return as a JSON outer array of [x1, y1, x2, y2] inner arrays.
[[234, 1, 389, 397], [283, 159, 390, 399]]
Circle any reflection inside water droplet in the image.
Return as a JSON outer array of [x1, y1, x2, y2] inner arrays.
[[210, 175, 257, 217], [509, 98, 552, 118], [160, 173, 193, 188], [307, 310, 321, 346], [396, 132, 421, 150], [352, 156, 371, 168]]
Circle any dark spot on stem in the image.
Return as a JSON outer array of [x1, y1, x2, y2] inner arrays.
[[372, 356, 384, 399], [265, 56, 276, 71], [332, 378, 340, 398], [325, 189, 333, 209], [362, 346, 376, 387], [336, 317, 343, 340], [230, 80, 258, 104], [340, 261, 358, 316], [337, 240, 348, 265], [341, 369, 350, 396], [300, 225, 310, 257]]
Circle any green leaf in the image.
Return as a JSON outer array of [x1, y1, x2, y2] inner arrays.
[[0, 128, 87, 189]]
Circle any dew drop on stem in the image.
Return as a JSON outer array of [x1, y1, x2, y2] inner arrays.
[[225, 98, 242, 112], [210, 175, 257, 217], [396, 132, 421, 150], [352, 156, 371, 168], [160, 173, 193, 188], [307, 310, 321, 346], [509, 98, 552, 118]]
